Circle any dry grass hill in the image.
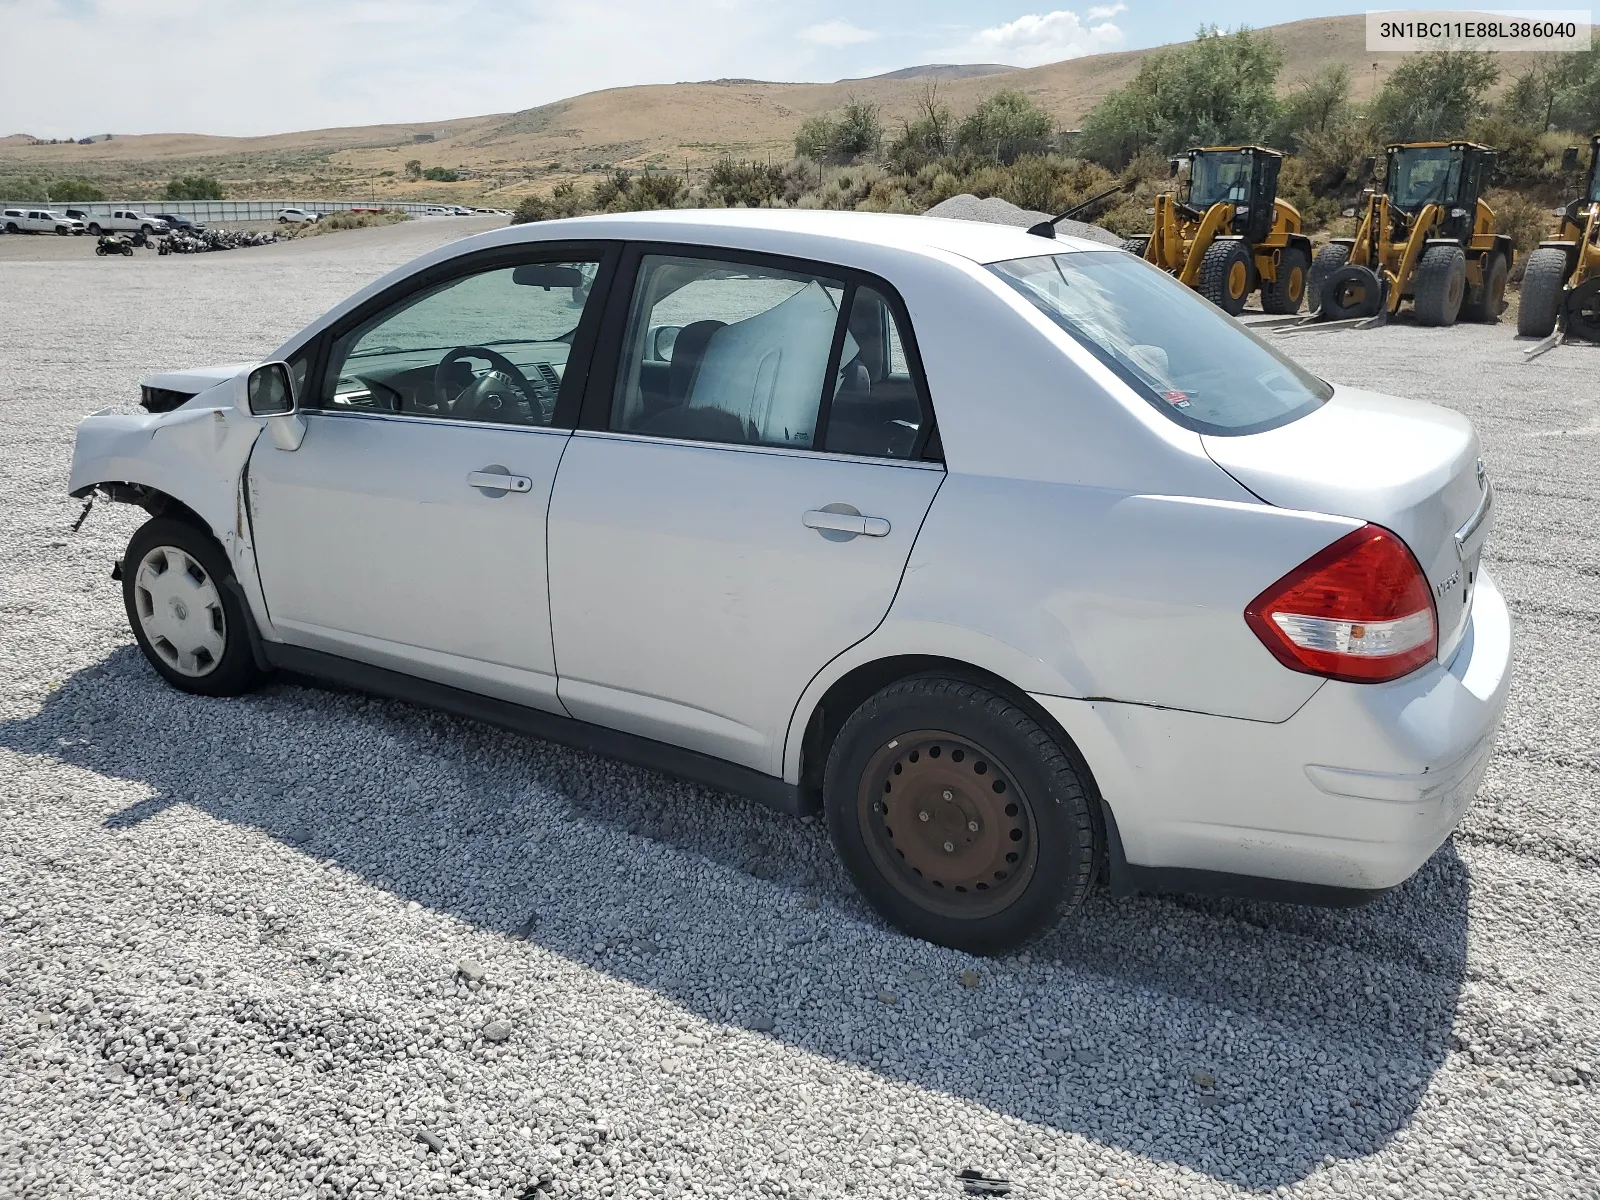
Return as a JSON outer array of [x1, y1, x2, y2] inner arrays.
[[0, 15, 1446, 203]]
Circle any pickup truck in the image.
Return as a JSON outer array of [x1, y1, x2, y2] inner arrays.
[[1, 208, 86, 235], [84, 209, 170, 236]]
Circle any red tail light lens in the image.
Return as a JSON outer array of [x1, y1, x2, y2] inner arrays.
[[1245, 525, 1438, 684]]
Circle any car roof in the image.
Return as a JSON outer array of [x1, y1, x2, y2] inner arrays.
[[491, 207, 1108, 267]]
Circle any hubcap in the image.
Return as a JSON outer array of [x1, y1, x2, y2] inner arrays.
[[133, 545, 226, 677], [856, 730, 1038, 919], [1228, 260, 1248, 299]]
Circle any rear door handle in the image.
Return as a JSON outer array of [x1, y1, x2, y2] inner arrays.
[[467, 469, 532, 493], [803, 508, 891, 537]]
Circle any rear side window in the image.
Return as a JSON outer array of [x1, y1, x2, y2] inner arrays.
[[991, 250, 1331, 436]]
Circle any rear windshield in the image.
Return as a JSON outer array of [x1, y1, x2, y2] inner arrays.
[[990, 250, 1331, 436]]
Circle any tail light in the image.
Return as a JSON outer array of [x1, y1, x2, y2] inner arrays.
[[1245, 525, 1437, 684]]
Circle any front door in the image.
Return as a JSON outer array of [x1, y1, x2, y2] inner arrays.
[[247, 249, 611, 712], [548, 249, 944, 774]]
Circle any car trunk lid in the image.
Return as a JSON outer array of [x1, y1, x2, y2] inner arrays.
[[1203, 386, 1493, 662]]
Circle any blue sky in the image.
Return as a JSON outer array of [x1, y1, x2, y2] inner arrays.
[[6, 0, 1368, 138]]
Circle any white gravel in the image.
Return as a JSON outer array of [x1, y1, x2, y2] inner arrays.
[[2, 219, 1598, 1200], [922, 194, 1124, 246]]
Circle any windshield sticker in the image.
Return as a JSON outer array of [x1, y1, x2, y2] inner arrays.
[[1163, 390, 1192, 408]]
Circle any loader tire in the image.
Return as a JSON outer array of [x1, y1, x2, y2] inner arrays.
[[1260, 247, 1309, 315], [1197, 239, 1254, 316], [1121, 236, 1150, 258], [1412, 244, 1467, 326], [1517, 247, 1569, 338], [1463, 251, 1509, 323], [1307, 244, 1350, 314]]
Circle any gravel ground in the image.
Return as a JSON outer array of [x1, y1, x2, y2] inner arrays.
[[1, 220, 1597, 1200]]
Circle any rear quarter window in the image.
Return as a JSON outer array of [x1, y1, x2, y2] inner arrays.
[[991, 250, 1332, 436]]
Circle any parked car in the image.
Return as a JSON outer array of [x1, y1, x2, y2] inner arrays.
[[66, 210, 1511, 953], [277, 208, 321, 224], [84, 209, 170, 236], [153, 213, 205, 233], [419, 205, 452, 216], [450, 206, 475, 216], [1, 208, 85, 235]]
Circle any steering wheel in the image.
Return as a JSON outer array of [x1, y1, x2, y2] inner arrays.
[[432, 346, 543, 423]]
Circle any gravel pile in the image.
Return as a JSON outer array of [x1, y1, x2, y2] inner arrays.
[[1, 221, 1597, 1199], [922, 194, 1124, 247]]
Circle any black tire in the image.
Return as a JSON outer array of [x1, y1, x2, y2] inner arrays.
[[1319, 264, 1384, 320], [56, 226, 69, 236], [122, 517, 264, 697], [87, 222, 102, 235], [1567, 276, 1600, 343], [1412, 244, 1467, 326], [823, 675, 1100, 955], [1517, 246, 1570, 337], [1307, 243, 1351, 313], [122, 245, 135, 256], [1261, 246, 1309, 315], [1196, 238, 1254, 315], [3, 221, 17, 234], [1462, 251, 1509, 323], [95, 246, 107, 256], [1121, 235, 1150, 257], [140, 224, 153, 235]]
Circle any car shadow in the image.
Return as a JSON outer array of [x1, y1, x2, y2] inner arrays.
[[1, 649, 1470, 1190]]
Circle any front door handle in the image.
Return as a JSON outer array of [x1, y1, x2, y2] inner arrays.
[[803, 507, 891, 538], [467, 468, 532, 494]]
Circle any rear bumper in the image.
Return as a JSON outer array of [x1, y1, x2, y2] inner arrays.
[[1033, 568, 1513, 894]]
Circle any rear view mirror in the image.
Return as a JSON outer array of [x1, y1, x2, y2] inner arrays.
[[247, 361, 295, 416], [512, 263, 585, 289], [1562, 146, 1580, 171]]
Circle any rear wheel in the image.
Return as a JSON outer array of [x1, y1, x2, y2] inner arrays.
[[1412, 244, 1467, 326], [1462, 251, 1509, 323], [824, 676, 1099, 955], [1307, 244, 1351, 313], [1121, 235, 1150, 258], [1517, 246, 1570, 337], [122, 518, 264, 697], [1260, 247, 1309, 315], [3, 221, 17, 234], [1197, 239, 1254, 315]]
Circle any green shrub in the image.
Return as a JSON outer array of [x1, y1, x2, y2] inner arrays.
[[164, 175, 223, 200], [794, 98, 882, 164], [420, 166, 459, 182], [1490, 189, 1552, 259], [1370, 50, 1498, 142], [49, 178, 105, 202], [630, 168, 684, 210], [705, 157, 785, 207], [955, 90, 1054, 164]]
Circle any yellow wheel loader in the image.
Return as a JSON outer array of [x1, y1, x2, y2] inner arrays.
[[1519, 133, 1600, 343], [1310, 141, 1514, 327], [1124, 145, 1312, 317]]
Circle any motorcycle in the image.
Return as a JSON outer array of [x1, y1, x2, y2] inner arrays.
[[95, 234, 135, 257]]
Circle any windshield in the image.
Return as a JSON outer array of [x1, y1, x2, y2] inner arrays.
[[1187, 151, 1253, 209], [1388, 148, 1462, 210], [990, 251, 1331, 436]]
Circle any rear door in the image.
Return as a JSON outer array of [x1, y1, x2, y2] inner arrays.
[[547, 246, 943, 774]]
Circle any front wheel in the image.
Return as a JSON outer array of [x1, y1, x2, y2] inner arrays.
[[1197, 239, 1254, 316], [122, 517, 264, 697], [1412, 244, 1467, 326], [1260, 246, 1309, 315], [1121, 235, 1150, 258], [1517, 246, 1569, 337], [87, 222, 102, 235], [824, 676, 1100, 955]]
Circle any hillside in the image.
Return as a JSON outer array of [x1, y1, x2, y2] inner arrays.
[[0, 15, 1444, 203]]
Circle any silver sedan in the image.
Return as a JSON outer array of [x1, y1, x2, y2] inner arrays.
[[68, 209, 1511, 952]]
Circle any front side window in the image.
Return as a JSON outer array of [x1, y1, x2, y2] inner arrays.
[[1388, 149, 1462, 210], [610, 254, 846, 449], [991, 250, 1331, 436], [1187, 152, 1252, 208], [320, 259, 600, 425]]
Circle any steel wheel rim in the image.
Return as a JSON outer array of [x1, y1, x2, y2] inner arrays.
[[133, 545, 227, 677], [1287, 265, 1304, 303], [1227, 260, 1248, 299], [856, 729, 1039, 919]]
